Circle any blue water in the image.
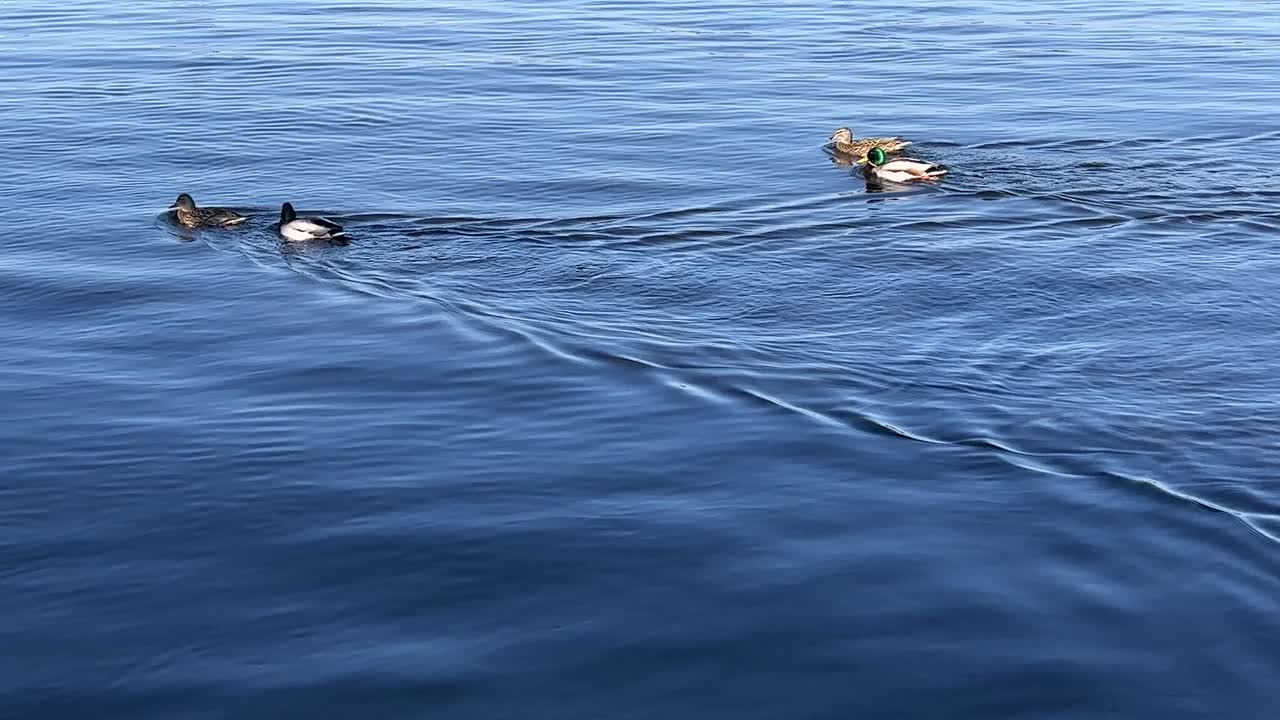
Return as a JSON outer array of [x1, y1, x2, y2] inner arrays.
[[4, 1, 1280, 717]]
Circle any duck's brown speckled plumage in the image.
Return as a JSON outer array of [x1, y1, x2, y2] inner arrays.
[[171, 194, 246, 228], [827, 127, 911, 161]]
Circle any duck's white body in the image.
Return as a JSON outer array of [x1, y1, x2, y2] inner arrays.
[[865, 157, 948, 184], [280, 217, 343, 242], [277, 202, 347, 242]]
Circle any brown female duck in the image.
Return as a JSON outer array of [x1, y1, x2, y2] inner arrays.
[[826, 127, 911, 161], [170, 193, 246, 228]]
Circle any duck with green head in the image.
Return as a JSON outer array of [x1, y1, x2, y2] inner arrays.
[[862, 146, 948, 183], [169, 194, 247, 228]]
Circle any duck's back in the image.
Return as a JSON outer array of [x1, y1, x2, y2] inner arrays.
[[839, 137, 911, 155], [179, 206, 245, 227]]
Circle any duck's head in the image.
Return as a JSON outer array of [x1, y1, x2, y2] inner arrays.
[[829, 127, 853, 144], [171, 193, 196, 211], [280, 202, 296, 223], [865, 147, 889, 167]]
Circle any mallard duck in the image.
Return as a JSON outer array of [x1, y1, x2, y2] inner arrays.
[[827, 127, 911, 160], [170, 193, 246, 228], [277, 202, 348, 242], [862, 146, 947, 183]]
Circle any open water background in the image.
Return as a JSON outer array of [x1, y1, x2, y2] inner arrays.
[[3, 1, 1280, 717]]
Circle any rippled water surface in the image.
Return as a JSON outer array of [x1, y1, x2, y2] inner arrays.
[[4, 1, 1280, 717]]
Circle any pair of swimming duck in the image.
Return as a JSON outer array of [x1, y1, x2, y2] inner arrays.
[[826, 127, 948, 184], [170, 194, 348, 242]]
